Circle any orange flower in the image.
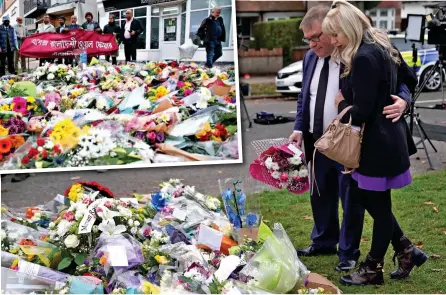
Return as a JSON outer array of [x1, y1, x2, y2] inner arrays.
[[10, 135, 25, 149], [19, 239, 37, 246], [0, 138, 12, 154], [26, 207, 40, 219], [99, 254, 108, 265]]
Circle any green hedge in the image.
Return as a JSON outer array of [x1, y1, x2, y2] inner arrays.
[[252, 18, 305, 66]]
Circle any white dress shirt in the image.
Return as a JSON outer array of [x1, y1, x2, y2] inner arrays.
[[124, 18, 133, 39], [308, 57, 340, 134]]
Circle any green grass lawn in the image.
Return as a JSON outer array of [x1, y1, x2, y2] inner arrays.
[[250, 83, 278, 96], [257, 169, 446, 294]]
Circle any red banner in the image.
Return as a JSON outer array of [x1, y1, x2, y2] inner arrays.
[[19, 29, 119, 58]]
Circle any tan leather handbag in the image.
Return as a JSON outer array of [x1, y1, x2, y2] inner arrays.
[[311, 105, 364, 195]]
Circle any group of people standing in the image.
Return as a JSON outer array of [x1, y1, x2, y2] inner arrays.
[[0, 10, 143, 76], [290, 1, 428, 287]]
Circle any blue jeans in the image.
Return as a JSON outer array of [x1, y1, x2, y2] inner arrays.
[[205, 40, 222, 68]]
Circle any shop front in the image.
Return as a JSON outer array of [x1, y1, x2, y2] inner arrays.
[[97, 0, 234, 62]]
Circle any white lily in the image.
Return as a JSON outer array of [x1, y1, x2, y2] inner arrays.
[[97, 206, 121, 222], [98, 219, 127, 236]]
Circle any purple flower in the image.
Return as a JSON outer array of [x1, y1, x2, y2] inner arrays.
[[156, 132, 165, 143], [133, 131, 145, 140], [4, 117, 26, 134]]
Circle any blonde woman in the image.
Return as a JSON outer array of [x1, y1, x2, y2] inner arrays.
[[322, 1, 428, 286]]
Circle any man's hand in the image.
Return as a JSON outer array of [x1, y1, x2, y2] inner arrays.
[[289, 131, 303, 147], [95, 28, 101, 32], [334, 90, 345, 107], [79, 27, 84, 30], [112, 32, 116, 36], [130, 30, 135, 36], [383, 95, 407, 123]]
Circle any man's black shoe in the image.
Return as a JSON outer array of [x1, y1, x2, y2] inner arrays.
[[296, 245, 337, 257], [11, 173, 30, 183], [336, 260, 358, 272]]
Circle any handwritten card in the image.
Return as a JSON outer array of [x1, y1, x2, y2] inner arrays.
[[197, 224, 223, 251], [107, 246, 129, 267]]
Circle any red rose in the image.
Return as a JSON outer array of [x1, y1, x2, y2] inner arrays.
[[42, 150, 48, 159], [21, 155, 30, 165], [54, 145, 61, 154], [10, 218, 16, 222], [28, 147, 39, 158], [36, 138, 45, 147]]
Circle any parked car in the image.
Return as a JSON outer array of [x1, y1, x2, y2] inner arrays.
[[275, 34, 442, 95], [390, 34, 443, 91], [275, 60, 303, 95]]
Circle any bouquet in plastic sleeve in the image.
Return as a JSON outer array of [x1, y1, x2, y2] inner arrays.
[[250, 138, 310, 194], [53, 276, 104, 294], [239, 223, 309, 293], [92, 233, 144, 276], [1, 266, 68, 294], [218, 178, 261, 231]]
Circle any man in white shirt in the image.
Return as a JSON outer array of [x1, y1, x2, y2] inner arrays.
[[289, 5, 412, 272], [37, 15, 55, 66], [121, 9, 143, 62], [13, 16, 28, 72]]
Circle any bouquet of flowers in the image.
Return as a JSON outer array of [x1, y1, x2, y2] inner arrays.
[[0, 135, 26, 163], [18, 137, 66, 169], [34, 63, 77, 84], [250, 138, 310, 194]]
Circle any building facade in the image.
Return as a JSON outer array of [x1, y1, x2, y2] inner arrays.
[[97, 0, 235, 62], [23, 0, 98, 34], [1, 0, 23, 26]]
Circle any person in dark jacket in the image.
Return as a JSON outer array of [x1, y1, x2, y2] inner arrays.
[[0, 15, 18, 76], [103, 15, 120, 64], [322, 0, 427, 286], [197, 7, 226, 68], [55, 16, 66, 65], [121, 9, 143, 62]]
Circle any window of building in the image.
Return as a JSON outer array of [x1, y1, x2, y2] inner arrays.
[[237, 17, 253, 38], [189, 0, 232, 48], [370, 8, 394, 30], [181, 5, 186, 45], [151, 7, 160, 49], [379, 20, 387, 29], [109, 7, 147, 49]]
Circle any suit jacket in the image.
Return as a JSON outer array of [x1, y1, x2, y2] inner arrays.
[[120, 18, 143, 44], [294, 50, 411, 134], [337, 42, 414, 177], [56, 25, 65, 33]]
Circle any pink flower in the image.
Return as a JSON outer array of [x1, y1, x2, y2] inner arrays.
[[125, 117, 141, 132], [177, 81, 186, 88], [104, 201, 112, 208], [143, 120, 156, 130], [280, 173, 289, 183], [44, 92, 61, 106], [96, 207, 103, 213], [12, 97, 27, 115], [143, 227, 152, 237], [63, 211, 75, 222], [146, 131, 156, 142], [183, 89, 193, 97], [82, 198, 93, 205]]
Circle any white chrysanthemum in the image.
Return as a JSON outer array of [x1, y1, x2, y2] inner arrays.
[[271, 171, 281, 179], [265, 157, 274, 169], [48, 65, 58, 73], [289, 155, 302, 165], [47, 73, 55, 80], [196, 97, 208, 109], [298, 168, 309, 178], [289, 170, 299, 178]]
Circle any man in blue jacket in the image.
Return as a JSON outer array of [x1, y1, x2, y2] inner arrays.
[[289, 5, 414, 272], [0, 15, 18, 76]]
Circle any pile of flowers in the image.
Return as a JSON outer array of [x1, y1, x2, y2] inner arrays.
[[0, 60, 239, 170], [0, 178, 338, 294]]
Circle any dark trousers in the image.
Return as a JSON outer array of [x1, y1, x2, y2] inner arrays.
[[105, 55, 117, 65], [304, 134, 365, 260], [0, 50, 15, 76], [350, 180, 405, 259], [124, 40, 137, 62], [205, 40, 223, 68]]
